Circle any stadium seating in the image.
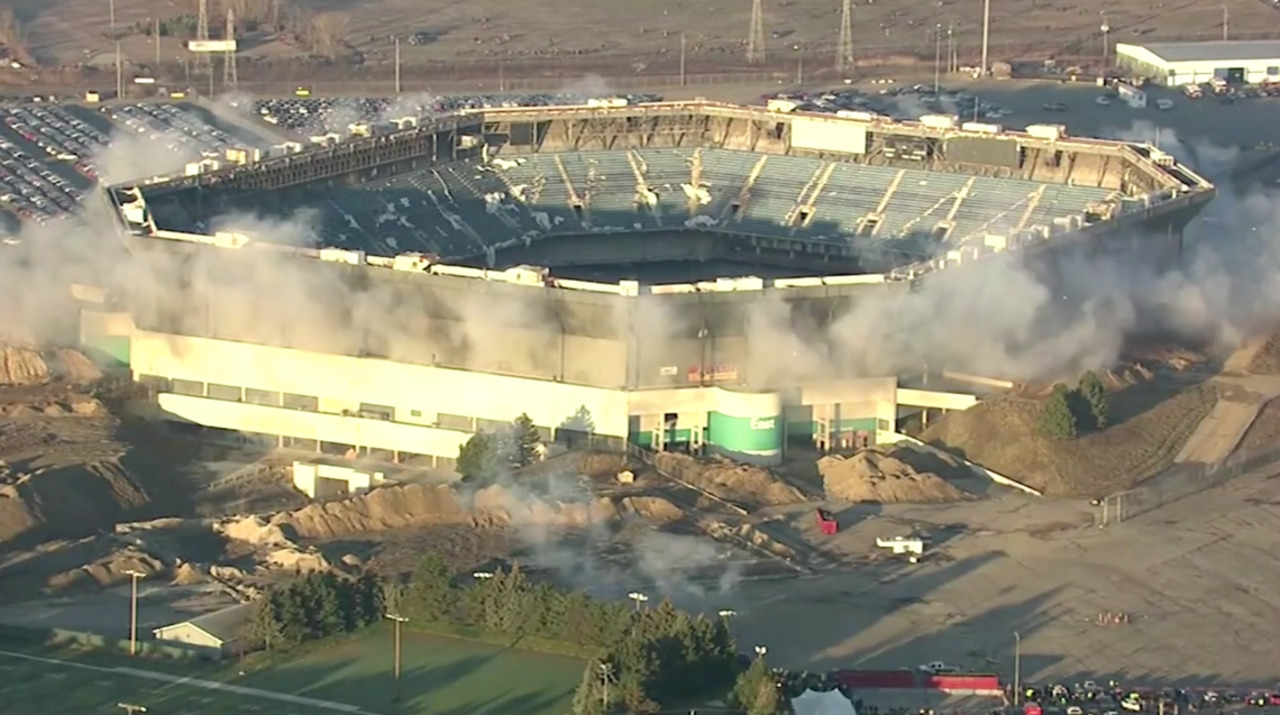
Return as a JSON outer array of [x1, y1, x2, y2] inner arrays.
[[184, 148, 1114, 261]]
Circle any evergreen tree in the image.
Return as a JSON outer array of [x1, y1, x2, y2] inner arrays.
[[1079, 371, 1110, 430], [457, 431, 508, 484], [405, 553, 455, 622], [730, 656, 782, 715], [1038, 383, 1079, 439], [249, 594, 286, 651], [511, 413, 543, 468], [353, 571, 385, 626]]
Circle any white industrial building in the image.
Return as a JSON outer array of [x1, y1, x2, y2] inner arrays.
[[1116, 40, 1280, 86], [152, 603, 253, 659]]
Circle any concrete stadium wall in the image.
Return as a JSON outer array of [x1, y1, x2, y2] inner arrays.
[[131, 331, 632, 455]]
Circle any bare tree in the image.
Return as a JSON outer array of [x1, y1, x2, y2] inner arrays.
[[308, 12, 348, 58]]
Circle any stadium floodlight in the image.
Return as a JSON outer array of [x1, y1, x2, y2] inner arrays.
[[123, 570, 147, 656], [717, 609, 738, 619], [627, 592, 649, 611], [117, 704, 147, 715], [472, 571, 494, 580], [754, 645, 768, 658]]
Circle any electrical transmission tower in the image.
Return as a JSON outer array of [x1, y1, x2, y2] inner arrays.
[[223, 8, 238, 87], [195, 0, 211, 69], [836, 0, 854, 75], [747, 0, 766, 65]]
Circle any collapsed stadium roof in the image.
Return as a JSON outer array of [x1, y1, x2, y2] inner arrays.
[[106, 99, 1214, 285]]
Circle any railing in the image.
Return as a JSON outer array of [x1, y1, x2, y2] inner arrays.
[[1096, 442, 1280, 526]]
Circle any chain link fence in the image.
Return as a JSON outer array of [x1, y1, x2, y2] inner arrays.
[[1096, 442, 1280, 526]]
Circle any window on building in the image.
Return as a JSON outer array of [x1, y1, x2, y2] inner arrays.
[[245, 389, 282, 406], [171, 379, 204, 396], [436, 413, 473, 432], [475, 417, 509, 434], [1269, 67, 1280, 76], [409, 409, 423, 418], [282, 393, 319, 411], [206, 383, 242, 402], [136, 374, 171, 393], [358, 402, 394, 421]]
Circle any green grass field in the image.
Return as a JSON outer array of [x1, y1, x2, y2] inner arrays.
[[0, 628, 585, 715]]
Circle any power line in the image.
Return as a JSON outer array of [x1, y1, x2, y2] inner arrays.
[[836, 0, 854, 75], [195, 0, 210, 70], [747, 0, 766, 65], [224, 8, 238, 88]]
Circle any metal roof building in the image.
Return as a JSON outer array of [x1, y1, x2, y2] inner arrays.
[[1116, 40, 1280, 86], [152, 603, 253, 659]]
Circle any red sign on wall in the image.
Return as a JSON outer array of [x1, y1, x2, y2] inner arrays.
[[687, 364, 739, 382]]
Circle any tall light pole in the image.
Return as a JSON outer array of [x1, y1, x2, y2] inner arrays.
[[1222, 5, 1229, 41], [717, 609, 738, 619], [598, 662, 614, 710], [393, 36, 401, 94], [754, 645, 768, 658], [980, 0, 990, 77], [385, 613, 409, 702], [472, 571, 494, 581], [109, 0, 116, 34], [124, 570, 146, 656], [1013, 631, 1022, 706], [627, 591, 649, 611], [117, 703, 147, 715], [1100, 15, 1111, 71]]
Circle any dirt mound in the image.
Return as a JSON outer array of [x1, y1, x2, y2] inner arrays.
[[278, 483, 472, 539], [0, 458, 149, 544], [921, 382, 1218, 496], [652, 453, 806, 508], [1248, 333, 1280, 374], [818, 448, 970, 503], [171, 561, 207, 585], [614, 496, 684, 523], [0, 346, 50, 385], [51, 349, 103, 383], [215, 514, 295, 547], [44, 547, 164, 593]]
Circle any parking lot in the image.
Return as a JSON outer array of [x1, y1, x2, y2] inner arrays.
[[0, 102, 265, 228], [245, 92, 661, 134]]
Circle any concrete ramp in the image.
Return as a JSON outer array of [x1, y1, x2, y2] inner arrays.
[[1174, 399, 1262, 465]]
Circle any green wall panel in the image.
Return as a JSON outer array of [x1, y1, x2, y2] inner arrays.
[[707, 411, 781, 456]]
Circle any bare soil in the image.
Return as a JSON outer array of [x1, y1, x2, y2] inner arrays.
[[1246, 333, 1280, 375], [922, 379, 1219, 496], [652, 452, 808, 509], [818, 447, 972, 504]]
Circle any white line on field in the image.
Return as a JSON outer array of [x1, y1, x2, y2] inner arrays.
[[0, 650, 381, 715]]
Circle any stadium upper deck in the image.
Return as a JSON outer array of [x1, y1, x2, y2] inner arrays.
[[107, 100, 1213, 278]]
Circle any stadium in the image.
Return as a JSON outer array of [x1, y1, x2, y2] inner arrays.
[[95, 99, 1215, 468]]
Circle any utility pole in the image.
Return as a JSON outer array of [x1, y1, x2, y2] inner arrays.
[[947, 22, 955, 73], [933, 23, 942, 93], [1013, 631, 1022, 706], [385, 614, 409, 702], [154, 17, 161, 68], [109, 0, 116, 35], [980, 0, 990, 77], [1222, 5, 1228, 41], [836, 0, 855, 75], [115, 42, 123, 100], [679, 33, 687, 87], [125, 570, 146, 656], [747, 0, 766, 65], [598, 663, 614, 710], [394, 36, 401, 94]]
